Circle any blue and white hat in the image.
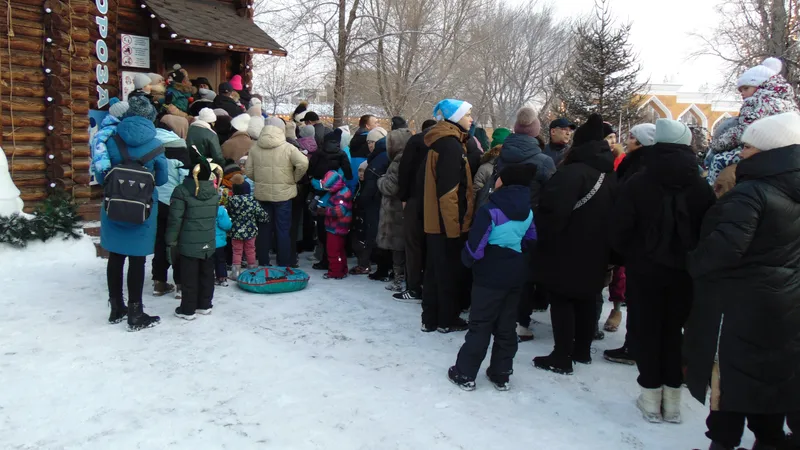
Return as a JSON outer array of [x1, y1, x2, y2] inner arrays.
[[432, 99, 472, 123]]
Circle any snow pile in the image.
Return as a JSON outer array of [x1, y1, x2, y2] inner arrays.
[[0, 233, 96, 268], [0, 255, 755, 449]]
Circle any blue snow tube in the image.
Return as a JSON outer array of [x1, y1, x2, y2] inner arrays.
[[237, 266, 311, 294]]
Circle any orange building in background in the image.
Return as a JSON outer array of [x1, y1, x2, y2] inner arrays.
[[638, 84, 741, 134]]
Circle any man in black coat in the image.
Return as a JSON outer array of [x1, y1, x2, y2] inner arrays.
[[610, 119, 715, 424], [213, 83, 245, 118], [532, 114, 617, 375], [394, 119, 437, 301], [302, 111, 332, 149], [686, 112, 800, 450], [349, 114, 378, 159], [604, 122, 656, 365], [543, 118, 576, 167]]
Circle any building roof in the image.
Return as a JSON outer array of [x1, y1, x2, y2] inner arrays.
[[144, 0, 286, 55]]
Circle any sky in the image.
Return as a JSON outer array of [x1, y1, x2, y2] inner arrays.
[[528, 0, 728, 93]]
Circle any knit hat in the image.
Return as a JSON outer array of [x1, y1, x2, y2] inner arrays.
[[629, 123, 656, 146], [498, 163, 537, 187], [194, 77, 212, 88], [421, 119, 437, 131], [741, 111, 800, 151], [654, 119, 692, 146], [572, 114, 605, 147], [231, 114, 250, 132], [324, 128, 343, 144], [213, 108, 229, 118], [490, 127, 512, 147], [303, 111, 320, 122], [513, 106, 542, 137], [247, 104, 262, 117], [432, 98, 472, 123], [340, 129, 352, 150], [219, 82, 234, 94], [737, 57, 783, 88], [198, 88, 216, 101], [232, 178, 251, 195], [603, 122, 616, 139], [133, 73, 152, 90], [198, 107, 217, 124], [148, 73, 164, 85], [108, 97, 129, 118], [300, 125, 316, 138], [229, 75, 244, 91], [126, 96, 156, 121], [265, 116, 285, 129], [391, 116, 408, 130], [367, 127, 388, 143], [170, 68, 186, 84], [248, 116, 264, 139], [250, 97, 262, 109]]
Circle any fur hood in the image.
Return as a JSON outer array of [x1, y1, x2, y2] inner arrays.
[[169, 82, 195, 96], [386, 129, 413, 161]]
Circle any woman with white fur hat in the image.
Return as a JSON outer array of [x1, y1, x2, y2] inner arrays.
[[222, 114, 252, 163], [706, 57, 798, 183], [686, 111, 800, 450]]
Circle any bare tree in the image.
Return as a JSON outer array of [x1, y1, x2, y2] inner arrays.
[[693, 0, 800, 91], [251, 55, 327, 114]]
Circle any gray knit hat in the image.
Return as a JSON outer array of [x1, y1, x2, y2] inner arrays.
[[126, 96, 156, 122], [299, 125, 315, 138], [108, 98, 129, 118]]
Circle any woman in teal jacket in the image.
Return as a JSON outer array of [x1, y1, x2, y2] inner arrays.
[[97, 103, 169, 332]]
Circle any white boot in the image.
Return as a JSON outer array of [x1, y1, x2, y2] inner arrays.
[[636, 386, 663, 423], [661, 386, 682, 423]]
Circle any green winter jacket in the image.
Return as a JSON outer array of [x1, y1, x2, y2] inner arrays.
[[165, 178, 221, 259], [186, 123, 225, 166]]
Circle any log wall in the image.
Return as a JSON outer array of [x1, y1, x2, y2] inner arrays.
[[2, 0, 260, 213]]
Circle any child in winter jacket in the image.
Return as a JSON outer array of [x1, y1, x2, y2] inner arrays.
[[227, 176, 269, 280], [448, 164, 537, 391], [166, 153, 223, 320], [214, 201, 232, 286], [314, 170, 353, 279], [706, 57, 798, 183], [297, 125, 318, 156]]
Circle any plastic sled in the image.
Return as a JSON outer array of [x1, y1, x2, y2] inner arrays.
[[237, 266, 310, 294]]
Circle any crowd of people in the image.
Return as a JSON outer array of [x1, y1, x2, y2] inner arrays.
[[89, 58, 799, 450]]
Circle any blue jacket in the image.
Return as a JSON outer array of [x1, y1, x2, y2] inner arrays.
[[463, 185, 537, 288], [99, 116, 168, 257], [215, 206, 232, 248]]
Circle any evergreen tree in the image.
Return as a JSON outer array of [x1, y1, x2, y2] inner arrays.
[[555, 0, 647, 130]]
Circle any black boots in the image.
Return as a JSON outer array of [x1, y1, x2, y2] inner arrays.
[[108, 298, 128, 324], [127, 301, 160, 332], [532, 353, 574, 375]]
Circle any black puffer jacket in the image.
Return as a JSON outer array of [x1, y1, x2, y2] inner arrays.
[[615, 146, 651, 184], [308, 140, 353, 182], [610, 143, 715, 272], [349, 128, 370, 159], [533, 140, 618, 298], [397, 129, 430, 202], [685, 144, 800, 415]]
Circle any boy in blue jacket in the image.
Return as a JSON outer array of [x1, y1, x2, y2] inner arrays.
[[448, 164, 538, 391]]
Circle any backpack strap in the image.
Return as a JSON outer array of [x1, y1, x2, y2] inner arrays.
[[113, 134, 132, 164], [138, 145, 165, 165], [573, 173, 606, 211]]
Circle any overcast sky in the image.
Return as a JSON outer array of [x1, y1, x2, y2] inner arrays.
[[529, 0, 728, 93]]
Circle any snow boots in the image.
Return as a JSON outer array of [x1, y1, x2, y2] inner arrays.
[[229, 266, 241, 282], [127, 301, 160, 332], [516, 324, 534, 342], [661, 386, 683, 423], [385, 274, 405, 292], [532, 354, 574, 375], [153, 281, 175, 297], [637, 386, 663, 423], [603, 345, 636, 365], [174, 307, 196, 321], [108, 298, 127, 324], [486, 368, 511, 391], [447, 366, 476, 391], [438, 317, 468, 334]]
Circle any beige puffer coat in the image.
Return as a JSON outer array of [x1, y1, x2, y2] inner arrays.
[[245, 123, 309, 202]]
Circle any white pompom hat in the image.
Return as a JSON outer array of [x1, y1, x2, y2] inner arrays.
[[737, 57, 783, 88]]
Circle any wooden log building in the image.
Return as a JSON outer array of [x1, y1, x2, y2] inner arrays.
[[1, 0, 285, 218]]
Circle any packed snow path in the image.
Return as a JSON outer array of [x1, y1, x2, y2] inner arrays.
[[0, 237, 755, 449]]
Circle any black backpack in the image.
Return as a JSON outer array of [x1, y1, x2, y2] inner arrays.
[[103, 135, 163, 224]]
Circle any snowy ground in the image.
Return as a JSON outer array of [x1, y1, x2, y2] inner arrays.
[[0, 236, 755, 450]]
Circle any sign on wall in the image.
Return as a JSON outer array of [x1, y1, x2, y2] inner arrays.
[[120, 71, 140, 101], [120, 34, 150, 69]]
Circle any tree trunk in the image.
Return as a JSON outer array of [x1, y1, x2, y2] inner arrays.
[[332, 0, 347, 127]]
